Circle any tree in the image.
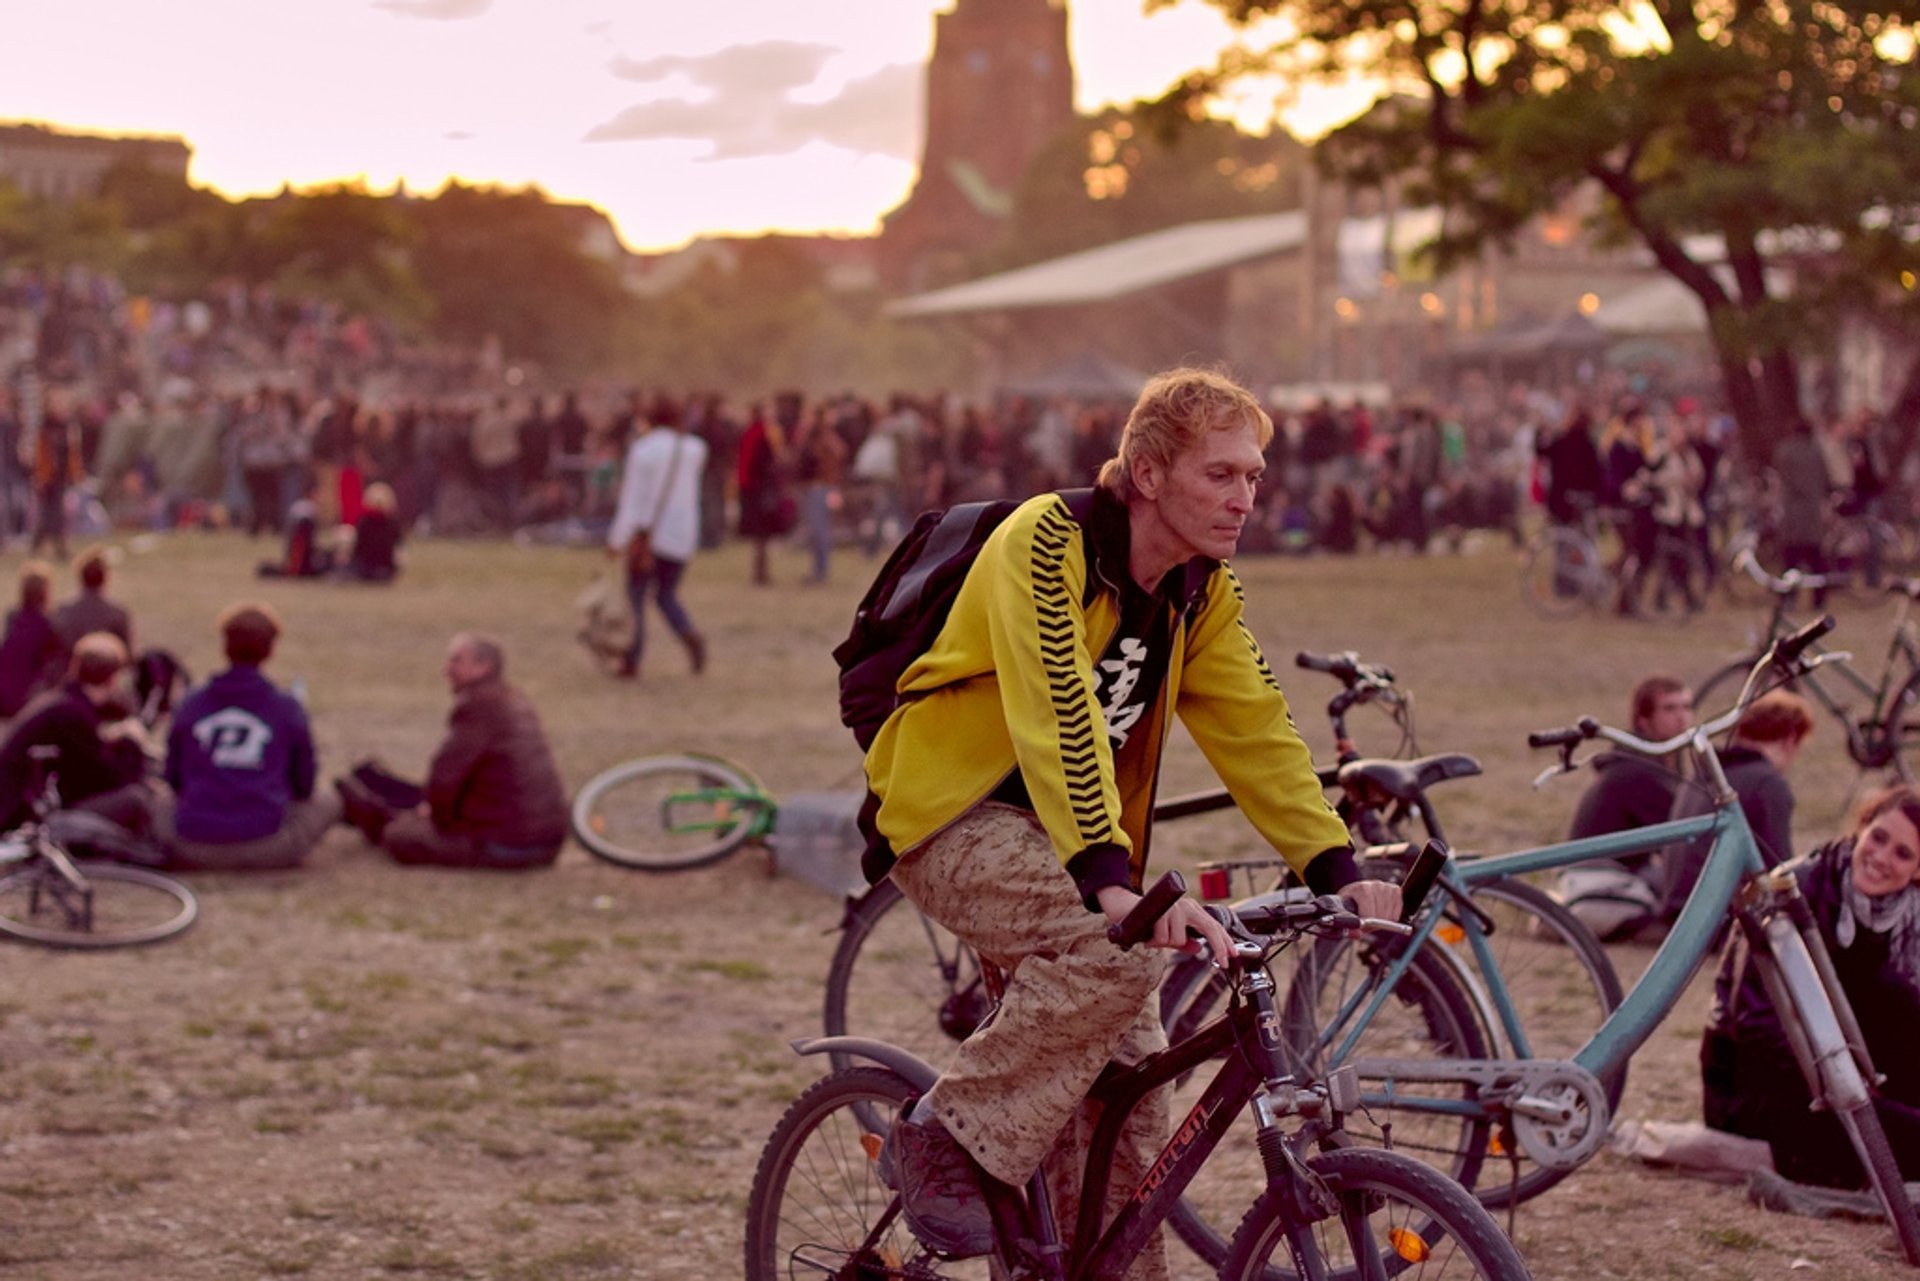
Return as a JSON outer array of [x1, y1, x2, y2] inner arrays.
[[1155, 0, 1920, 464], [990, 107, 1309, 270]]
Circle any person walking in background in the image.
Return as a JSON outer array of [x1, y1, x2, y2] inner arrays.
[[335, 633, 568, 869], [30, 384, 84, 558], [1775, 418, 1835, 601], [156, 603, 337, 871], [0, 561, 67, 718], [793, 405, 846, 585], [607, 407, 708, 679], [736, 402, 791, 587]]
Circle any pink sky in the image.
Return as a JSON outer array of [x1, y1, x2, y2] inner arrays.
[[0, 0, 1371, 252]]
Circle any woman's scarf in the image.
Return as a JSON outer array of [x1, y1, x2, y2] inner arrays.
[[1832, 838, 1920, 983]]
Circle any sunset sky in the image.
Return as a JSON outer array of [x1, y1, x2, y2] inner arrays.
[[0, 0, 1369, 253]]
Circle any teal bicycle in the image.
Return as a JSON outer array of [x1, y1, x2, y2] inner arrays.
[[1283, 615, 1920, 1263]]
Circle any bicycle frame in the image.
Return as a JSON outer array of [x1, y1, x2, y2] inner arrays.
[[1317, 736, 1877, 1152]]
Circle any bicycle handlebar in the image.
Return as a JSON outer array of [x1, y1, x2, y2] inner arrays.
[[1107, 870, 1188, 949], [1732, 545, 1849, 597], [1297, 649, 1395, 685]]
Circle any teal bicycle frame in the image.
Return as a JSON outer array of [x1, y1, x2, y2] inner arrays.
[[1326, 802, 1748, 1089]]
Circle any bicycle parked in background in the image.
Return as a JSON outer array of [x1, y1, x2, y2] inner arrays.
[[1695, 547, 1920, 784]]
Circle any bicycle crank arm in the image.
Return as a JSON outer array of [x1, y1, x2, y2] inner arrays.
[[1348, 1056, 1611, 1170]]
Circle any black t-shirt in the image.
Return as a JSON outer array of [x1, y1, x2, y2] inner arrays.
[[991, 569, 1175, 811]]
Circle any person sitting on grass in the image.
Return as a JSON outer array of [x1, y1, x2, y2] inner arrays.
[[1702, 783, 1920, 1187], [1, 560, 67, 719], [343, 482, 403, 582], [52, 545, 133, 654], [154, 602, 338, 871], [334, 631, 567, 869], [0, 632, 153, 837]]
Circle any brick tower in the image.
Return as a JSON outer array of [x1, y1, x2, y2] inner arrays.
[[881, 0, 1075, 290]]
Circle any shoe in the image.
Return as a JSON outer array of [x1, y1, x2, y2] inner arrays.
[[333, 777, 392, 843], [614, 657, 638, 680], [876, 1103, 996, 1258], [682, 631, 707, 675]]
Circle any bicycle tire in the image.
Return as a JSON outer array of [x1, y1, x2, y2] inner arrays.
[[1835, 1100, 1920, 1266], [567, 753, 767, 871], [0, 861, 198, 948], [744, 1065, 1003, 1280], [1163, 939, 1491, 1269], [1219, 1145, 1532, 1281], [823, 878, 988, 1075], [1693, 657, 1759, 725], [1522, 527, 1603, 620], [1886, 666, 1920, 785]]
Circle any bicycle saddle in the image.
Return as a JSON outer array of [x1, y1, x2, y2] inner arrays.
[[1336, 753, 1482, 803]]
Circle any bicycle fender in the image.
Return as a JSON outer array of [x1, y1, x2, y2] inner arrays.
[[788, 1036, 939, 1090]]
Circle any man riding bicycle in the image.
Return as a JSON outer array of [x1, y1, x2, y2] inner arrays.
[[857, 367, 1399, 1273]]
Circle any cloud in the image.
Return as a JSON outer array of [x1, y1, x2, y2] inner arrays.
[[587, 41, 920, 161], [373, 0, 491, 19]]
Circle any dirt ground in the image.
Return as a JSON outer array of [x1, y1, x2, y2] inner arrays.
[[1, 533, 1915, 1279]]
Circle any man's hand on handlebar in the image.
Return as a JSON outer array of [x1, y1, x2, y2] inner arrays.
[[1096, 884, 1235, 967], [1340, 879, 1403, 925]]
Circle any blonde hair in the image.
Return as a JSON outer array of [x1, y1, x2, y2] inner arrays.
[[362, 482, 398, 515], [1096, 368, 1273, 502], [70, 632, 128, 686]]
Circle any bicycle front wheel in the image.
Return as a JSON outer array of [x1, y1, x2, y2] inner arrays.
[[1521, 527, 1602, 620], [568, 753, 768, 871], [0, 862, 199, 949], [1220, 1145, 1532, 1281], [823, 878, 988, 1075], [1836, 1100, 1920, 1265], [744, 1065, 1002, 1280], [1163, 939, 1490, 1269], [1885, 666, 1920, 784]]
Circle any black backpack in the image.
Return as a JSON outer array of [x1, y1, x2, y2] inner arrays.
[[833, 488, 1097, 750]]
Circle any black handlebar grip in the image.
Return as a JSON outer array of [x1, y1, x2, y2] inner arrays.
[[1527, 726, 1584, 749], [1773, 614, 1836, 667], [1108, 870, 1187, 950], [1295, 650, 1340, 674]]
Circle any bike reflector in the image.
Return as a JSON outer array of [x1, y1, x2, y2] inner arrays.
[[1198, 866, 1231, 901]]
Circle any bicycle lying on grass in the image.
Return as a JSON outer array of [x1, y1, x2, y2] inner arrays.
[[1278, 617, 1920, 1264], [568, 752, 778, 871], [0, 749, 198, 949], [747, 866, 1532, 1280]]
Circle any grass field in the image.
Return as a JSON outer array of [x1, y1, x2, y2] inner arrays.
[[1, 528, 1915, 1279]]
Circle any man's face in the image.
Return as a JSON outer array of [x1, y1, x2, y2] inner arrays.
[[1141, 421, 1266, 563], [1639, 688, 1695, 742], [444, 641, 489, 692]]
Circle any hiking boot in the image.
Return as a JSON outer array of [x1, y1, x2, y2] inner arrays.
[[876, 1105, 996, 1258]]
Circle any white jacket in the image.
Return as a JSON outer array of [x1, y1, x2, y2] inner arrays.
[[607, 428, 707, 562]]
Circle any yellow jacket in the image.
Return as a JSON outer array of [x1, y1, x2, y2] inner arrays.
[[860, 488, 1349, 894]]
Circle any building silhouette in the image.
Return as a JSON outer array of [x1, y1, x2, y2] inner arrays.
[[880, 0, 1075, 291], [0, 121, 190, 202]]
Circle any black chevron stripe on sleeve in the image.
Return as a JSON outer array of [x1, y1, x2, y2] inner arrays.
[[1030, 503, 1115, 839]]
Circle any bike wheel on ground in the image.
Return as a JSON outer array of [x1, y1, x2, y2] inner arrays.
[[744, 1065, 1002, 1281], [1522, 527, 1604, 620], [823, 878, 987, 1076], [0, 862, 199, 948], [568, 753, 767, 871], [1220, 1145, 1533, 1281], [1836, 1095, 1920, 1264], [1161, 938, 1490, 1269]]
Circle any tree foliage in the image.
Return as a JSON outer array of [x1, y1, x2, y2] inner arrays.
[[1155, 0, 1920, 461]]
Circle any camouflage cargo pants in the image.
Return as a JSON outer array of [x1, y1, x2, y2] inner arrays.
[[890, 801, 1170, 1281]]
